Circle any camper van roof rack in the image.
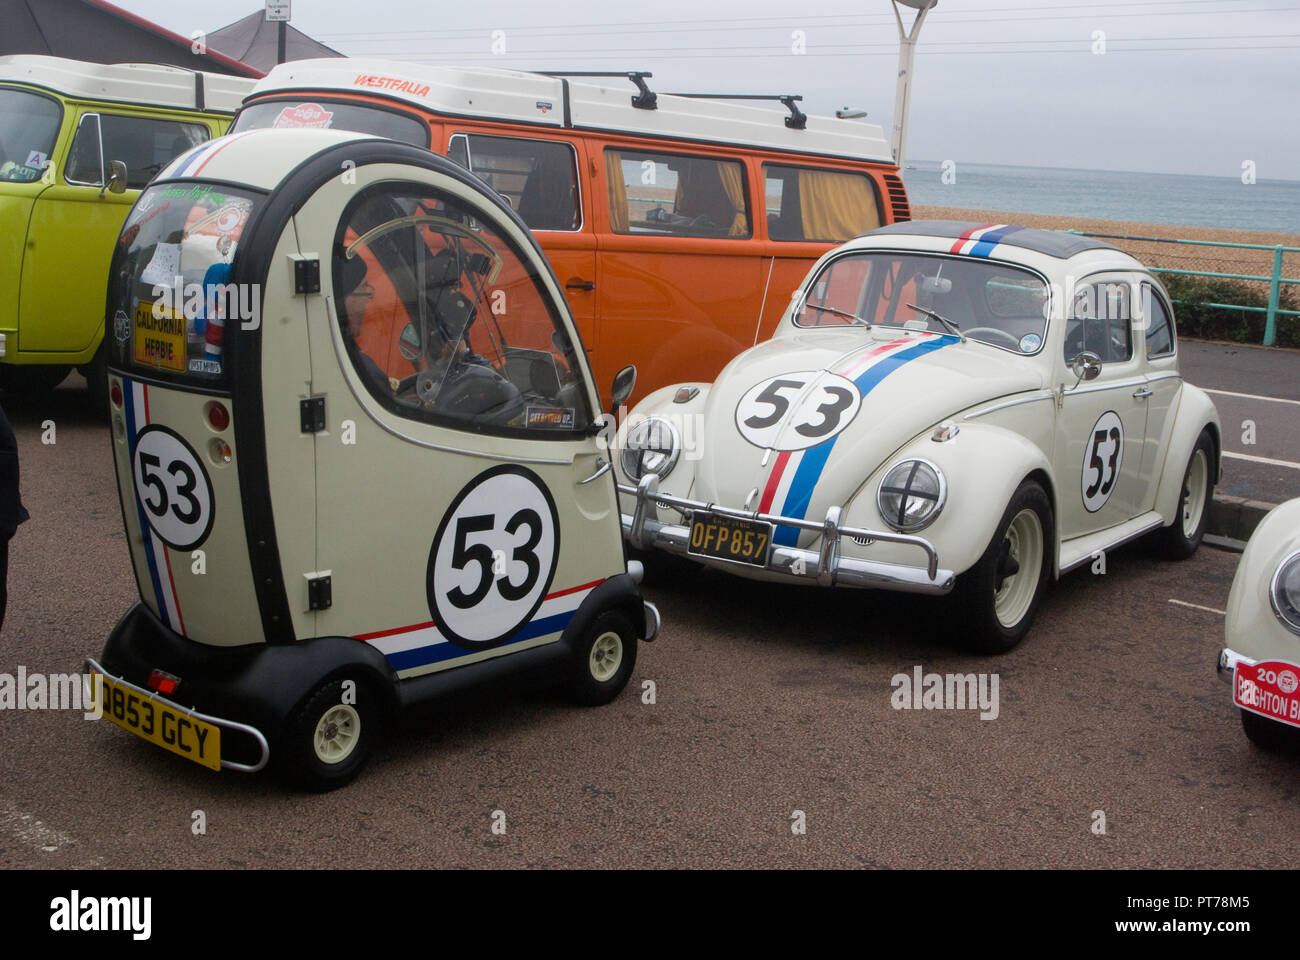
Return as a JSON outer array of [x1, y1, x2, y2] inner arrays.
[[662, 93, 807, 130], [535, 71, 657, 110]]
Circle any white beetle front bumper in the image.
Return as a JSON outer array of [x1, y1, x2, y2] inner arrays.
[[618, 475, 955, 595]]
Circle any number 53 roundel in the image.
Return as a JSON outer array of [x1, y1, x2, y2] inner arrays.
[[131, 425, 215, 551], [1082, 410, 1124, 513], [426, 465, 561, 650]]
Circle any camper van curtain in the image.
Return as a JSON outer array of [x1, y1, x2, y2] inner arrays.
[[716, 163, 749, 237], [605, 151, 629, 232], [672, 159, 749, 237], [797, 169, 880, 241]]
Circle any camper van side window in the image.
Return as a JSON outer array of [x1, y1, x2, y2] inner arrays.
[[606, 149, 751, 239], [763, 164, 882, 242], [334, 184, 593, 438], [447, 134, 580, 232], [66, 113, 208, 188]]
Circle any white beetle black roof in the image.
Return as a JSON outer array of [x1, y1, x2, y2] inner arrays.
[[863, 220, 1122, 259]]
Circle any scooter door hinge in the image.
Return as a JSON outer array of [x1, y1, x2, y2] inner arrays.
[[292, 255, 321, 295], [300, 395, 326, 433], [305, 572, 332, 611]]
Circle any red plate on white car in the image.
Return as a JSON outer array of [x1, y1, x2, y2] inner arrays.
[[1233, 659, 1300, 728]]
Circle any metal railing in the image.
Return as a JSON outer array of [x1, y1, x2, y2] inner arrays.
[[1066, 230, 1300, 347]]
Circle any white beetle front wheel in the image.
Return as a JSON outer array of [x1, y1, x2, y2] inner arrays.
[[953, 479, 1053, 654], [993, 508, 1045, 629]]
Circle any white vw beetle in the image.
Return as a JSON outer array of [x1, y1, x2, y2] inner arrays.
[[616, 221, 1221, 652], [1219, 499, 1300, 749]]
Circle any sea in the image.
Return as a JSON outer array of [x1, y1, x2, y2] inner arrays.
[[902, 161, 1300, 235]]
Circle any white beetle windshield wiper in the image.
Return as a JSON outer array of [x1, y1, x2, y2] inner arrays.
[[802, 302, 871, 327], [905, 302, 966, 342]]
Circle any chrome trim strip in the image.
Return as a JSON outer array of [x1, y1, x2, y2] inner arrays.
[[84, 657, 271, 773], [579, 457, 611, 484], [962, 391, 1055, 421], [1058, 515, 1165, 574], [1063, 377, 1148, 397]]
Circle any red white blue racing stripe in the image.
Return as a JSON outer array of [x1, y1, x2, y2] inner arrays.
[[358, 579, 604, 673], [157, 132, 258, 181], [948, 223, 1026, 258], [757, 334, 955, 546], [121, 378, 188, 636]]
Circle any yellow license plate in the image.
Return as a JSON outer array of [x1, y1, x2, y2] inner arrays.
[[91, 672, 221, 771], [133, 301, 187, 372], [688, 514, 772, 566]]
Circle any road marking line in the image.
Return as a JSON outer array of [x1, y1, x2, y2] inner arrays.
[[1202, 388, 1300, 407], [1168, 598, 1226, 616], [1223, 451, 1300, 470], [0, 804, 76, 853]]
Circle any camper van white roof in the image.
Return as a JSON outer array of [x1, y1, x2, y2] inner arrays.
[[250, 59, 895, 164], [0, 55, 255, 115]]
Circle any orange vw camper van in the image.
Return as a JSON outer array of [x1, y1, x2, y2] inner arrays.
[[230, 61, 912, 403]]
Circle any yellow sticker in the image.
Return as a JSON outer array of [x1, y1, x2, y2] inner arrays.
[[133, 301, 187, 372]]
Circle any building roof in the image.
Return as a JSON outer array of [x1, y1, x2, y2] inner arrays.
[[249, 59, 895, 163], [0, 54, 255, 113], [0, 0, 263, 77], [207, 11, 342, 74]]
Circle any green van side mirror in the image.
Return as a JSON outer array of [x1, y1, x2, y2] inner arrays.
[[107, 160, 128, 194]]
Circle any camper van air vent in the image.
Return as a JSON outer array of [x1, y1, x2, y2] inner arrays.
[[883, 174, 911, 222], [663, 93, 808, 130]]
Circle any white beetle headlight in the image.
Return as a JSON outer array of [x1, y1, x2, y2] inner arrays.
[[620, 417, 681, 481], [877, 459, 946, 532], [1271, 550, 1300, 635]]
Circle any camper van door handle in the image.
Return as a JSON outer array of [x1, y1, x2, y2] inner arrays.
[[579, 458, 611, 484], [566, 279, 595, 291]]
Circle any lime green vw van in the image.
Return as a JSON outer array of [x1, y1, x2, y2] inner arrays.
[[89, 128, 657, 790], [0, 55, 253, 403]]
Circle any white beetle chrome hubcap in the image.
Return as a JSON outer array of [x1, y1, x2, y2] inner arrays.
[[313, 704, 361, 764], [589, 631, 623, 682], [993, 509, 1043, 628]]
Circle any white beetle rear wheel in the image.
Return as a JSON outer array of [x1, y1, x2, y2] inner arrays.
[[1181, 447, 1209, 539], [993, 508, 1044, 628], [313, 704, 361, 765]]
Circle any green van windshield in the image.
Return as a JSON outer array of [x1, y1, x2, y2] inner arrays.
[[0, 87, 62, 183], [108, 182, 264, 383]]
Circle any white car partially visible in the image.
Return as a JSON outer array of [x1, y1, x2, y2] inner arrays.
[[1219, 498, 1300, 748]]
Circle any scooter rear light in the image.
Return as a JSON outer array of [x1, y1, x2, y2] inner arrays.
[[206, 401, 230, 432], [147, 669, 180, 695]]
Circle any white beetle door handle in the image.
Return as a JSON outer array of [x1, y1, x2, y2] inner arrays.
[[1132, 387, 1153, 399]]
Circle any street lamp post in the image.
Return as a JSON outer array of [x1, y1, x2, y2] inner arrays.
[[890, 0, 937, 169]]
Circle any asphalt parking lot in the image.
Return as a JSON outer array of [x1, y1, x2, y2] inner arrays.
[[0, 347, 1297, 869]]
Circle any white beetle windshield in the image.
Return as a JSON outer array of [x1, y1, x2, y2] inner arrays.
[[795, 252, 1051, 355]]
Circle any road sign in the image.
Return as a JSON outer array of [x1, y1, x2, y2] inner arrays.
[[265, 1, 291, 21]]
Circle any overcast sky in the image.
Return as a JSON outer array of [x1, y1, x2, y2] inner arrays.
[[114, 0, 1300, 179]]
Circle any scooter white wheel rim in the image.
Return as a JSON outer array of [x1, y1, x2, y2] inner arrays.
[[993, 509, 1044, 628], [589, 631, 623, 683], [313, 704, 361, 764], [1181, 449, 1209, 539]]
